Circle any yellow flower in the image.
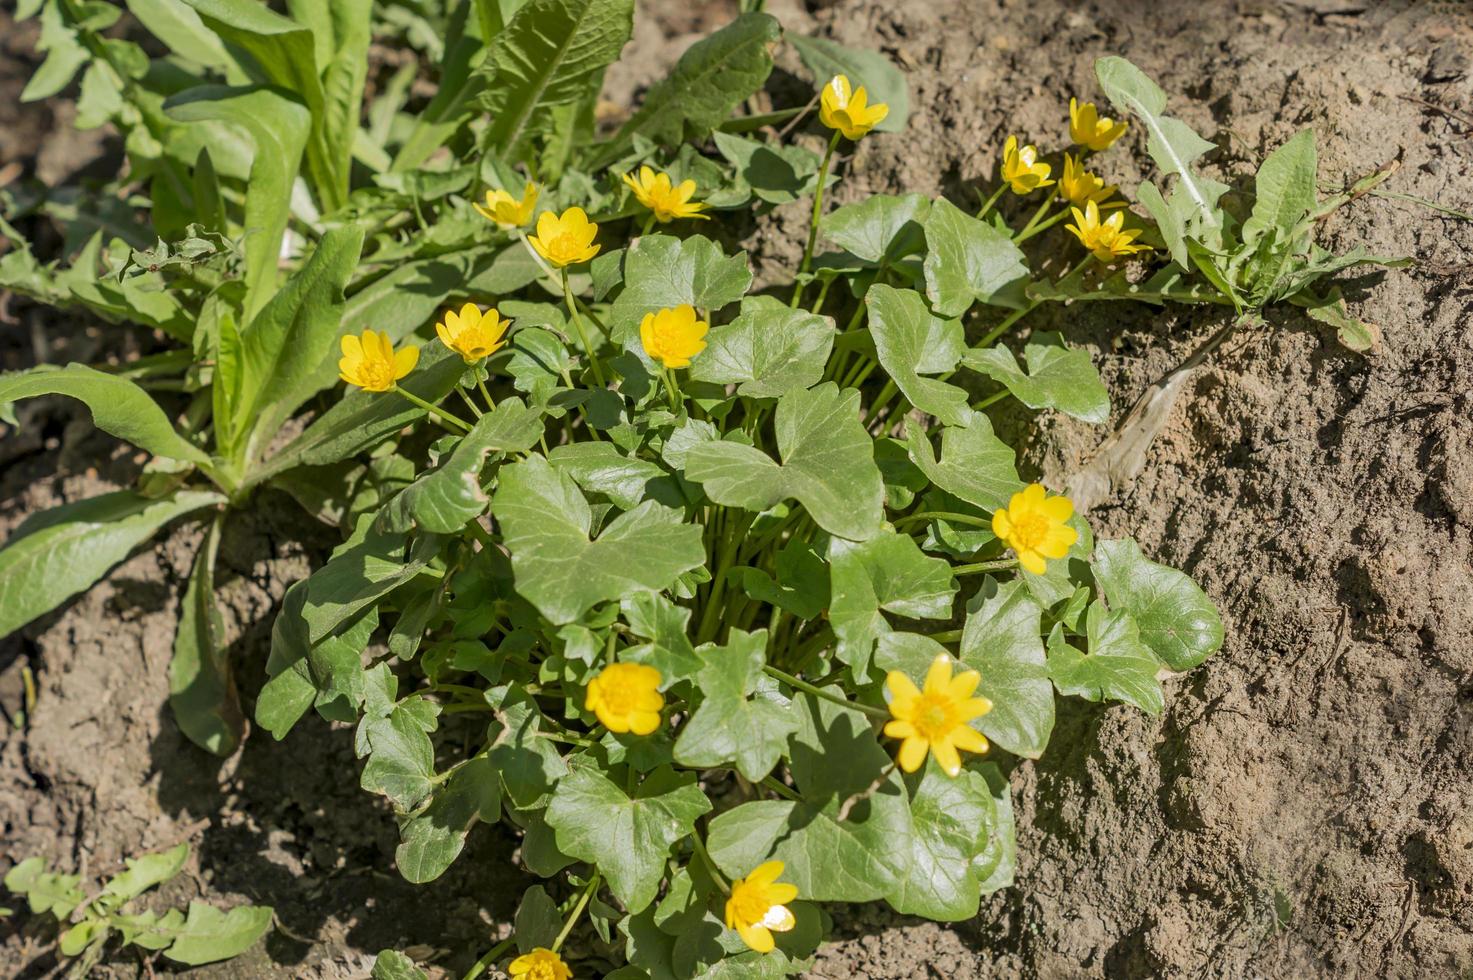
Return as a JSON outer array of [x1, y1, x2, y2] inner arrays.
[[585, 662, 664, 735], [884, 654, 992, 777], [507, 947, 571, 980], [818, 74, 889, 141], [1065, 200, 1151, 263], [1000, 135, 1054, 195], [529, 207, 600, 268], [1069, 98, 1127, 152], [1058, 153, 1120, 209], [622, 166, 709, 223], [338, 329, 419, 392], [992, 483, 1079, 575], [725, 860, 798, 954], [473, 180, 538, 229], [435, 303, 510, 362], [639, 305, 709, 370]]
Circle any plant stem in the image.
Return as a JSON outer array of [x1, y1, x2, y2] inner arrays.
[[892, 510, 993, 530], [761, 665, 889, 721], [661, 366, 683, 413], [640, 212, 656, 237], [975, 182, 1007, 218], [391, 386, 474, 433], [759, 776, 802, 802], [791, 130, 843, 307], [689, 833, 730, 894], [516, 229, 560, 288], [951, 558, 1018, 576], [477, 377, 497, 411], [975, 300, 1041, 350], [974, 389, 1010, 411], [1013, 207, 1071, 244], [552, 873, 601, 952], [462, 938, 515, 980], [562, 268, 607, 388], [1015, 189, 1058, 240], [456, 386, 485, 419]]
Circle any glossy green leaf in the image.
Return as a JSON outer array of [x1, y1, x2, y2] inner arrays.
[[620, 593, 703, 684], [885, 760, 995, 920], [685, 384, 883, 542], [922, 198, 1029, 316], [828, 531, 957, 680], [380, 399, 544, 534], [494, 456, 704, 624], [0, 364, 209, 465], [0, 490, 221, 638], [690, 296, 836, 399], [303, 521, 435, 643], [162, 902, 273, 965], [1092, 538, 1224, 671], [959, 579, 1053, 759], [674, 629, 797, 781], [961, 331, 1110, 424], [821, 193, 929, 265], [549, 442, 671, 510], [545, 765, 711, 913], [610, 235, 751, 344], [514, 885, 561, 954], [866, 284, 973, 426], [396, 757, 502, 883], [905, 416, 1022, 512], [736, 540, 829, 622], [1046, 608, 1164, 714]]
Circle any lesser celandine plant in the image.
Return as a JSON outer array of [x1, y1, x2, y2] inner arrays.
[[1, 0, 1402, 974]]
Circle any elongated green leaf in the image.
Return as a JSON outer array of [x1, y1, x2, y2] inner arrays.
[[234, 226, 364, 461], [689, 296, 835, 399], [102, 843, 190, 902], [494, 456, 705, 624], [959, 579, 1052, 759], [545, 765, 711, 912], [165, 85, 310, 320], [288, 0, 372, 187], [379, 399, 545, 534], [600, 13, 779, 161], [821, 193, 929, 266], [673, 630, 796, 781], [788, 34, 908, 134], [1092, 538, 1224, 671], [162, 902, 273, 965], [905, 416, 1022, 512], [0, 490, 221, 637], [685, 384, 883, 542], [885, 760, 994, 920], [609, 235, 751, 344], [127, 0, 233, 68], [478, 0, 634, 154], [828, 531, 957, 680], [961, 331, 1110, 424], [1095, 56, 1227, 266], [169, 514, 244, 756], [1242, 128, 1318, 246], [922, 198, 1029, 316], [0, 364, 209, 465], [866, 284, 973, 426]]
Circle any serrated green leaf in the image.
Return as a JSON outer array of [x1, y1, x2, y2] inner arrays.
[[922, 197, 1029, 316], [1092, 538, 1224, 671], [828, 531, 957, 680], [609, 235, 751, 344], [545, 765, 711, 912], [162, 901, 273, 965], [103, 842, 190, 902], [685, 383, 883, 542], [959, 579, 1053, 759], [494, 456, 704, 625], [673, 629, 796, 781], [821, 193, 929, 266], [5, 857, 85, 918], [690, 297, 836, 399], [1242, 128, 1318, 247], [0, 364, 209, 465], [905, 416, 1022, 512], [961, 331, 1110, 424], [0, 490, 221, 638], [866, 284, 973, 426]]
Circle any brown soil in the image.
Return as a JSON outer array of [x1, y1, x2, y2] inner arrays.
[[3, 1, 1472, 979]]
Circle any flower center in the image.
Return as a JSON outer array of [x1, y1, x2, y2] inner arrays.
[[525, 960, 560, 980], [911, 693, 956, 740], [732, 887, 775, 924], [548, 232, 580, 258], [1009, 511, 1052, 551], [600, 681, 636, 716]]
